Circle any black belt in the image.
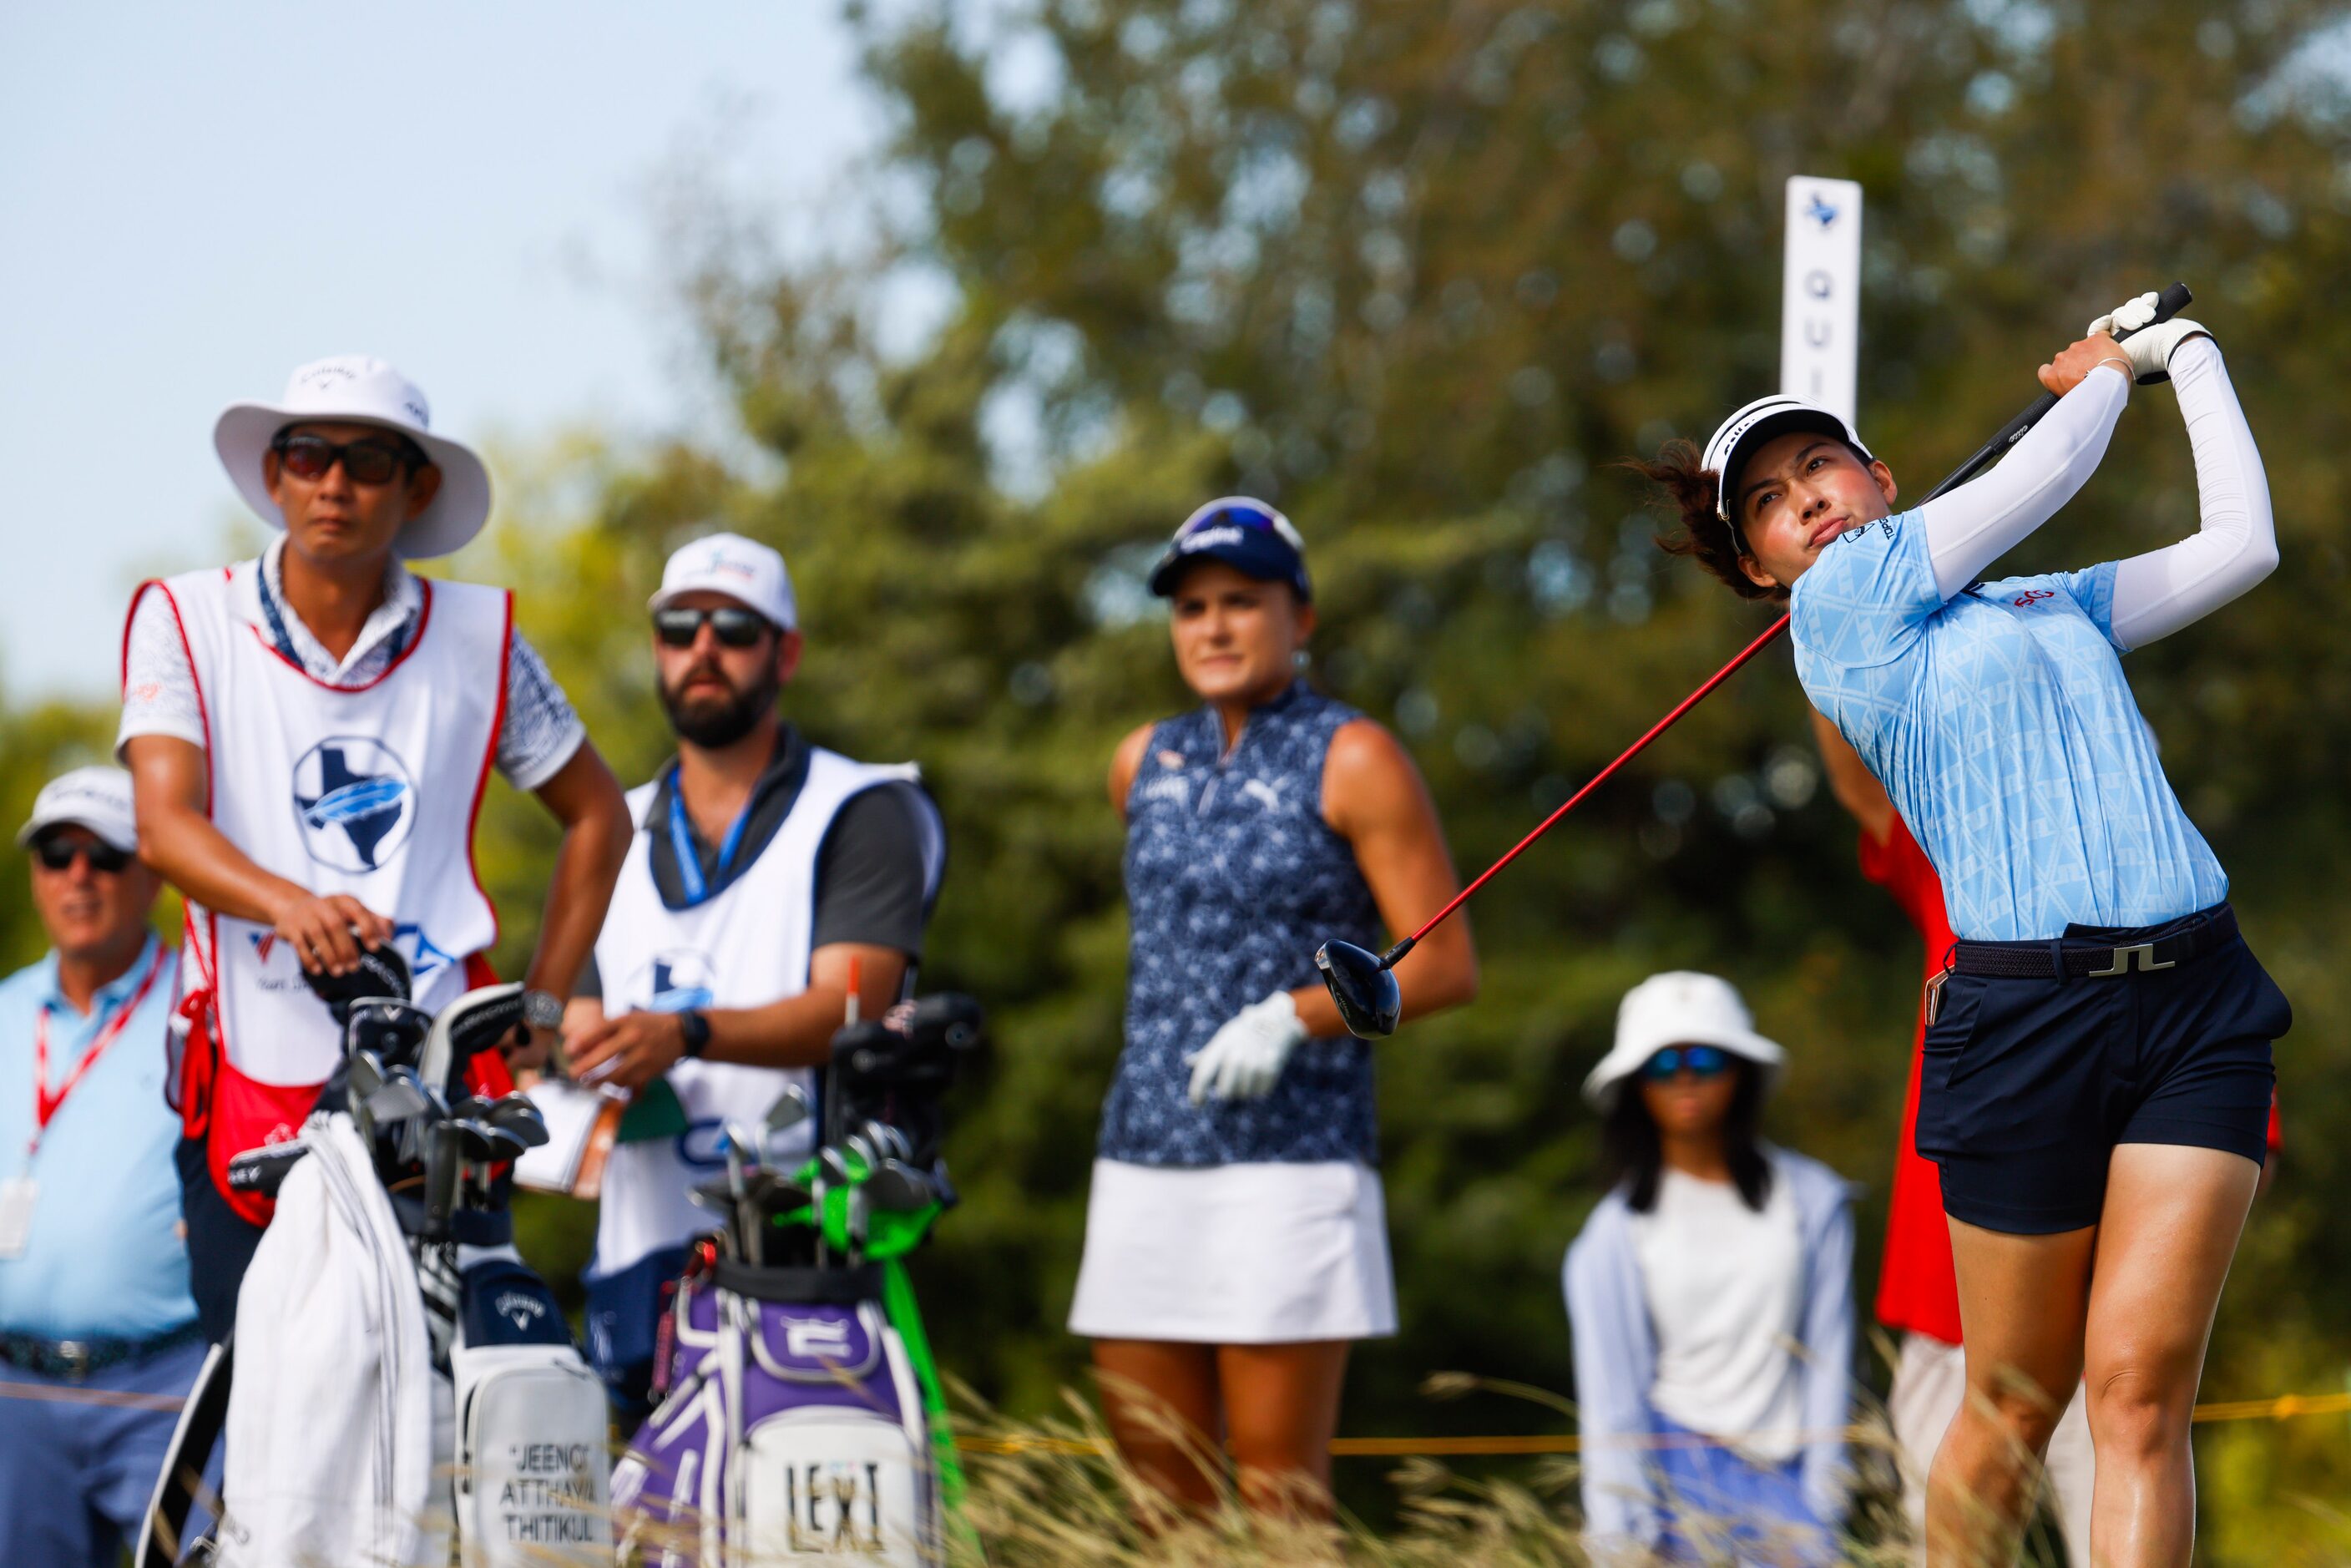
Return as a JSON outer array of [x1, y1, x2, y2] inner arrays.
[[1949, 906, 2237, 979], [0, 1319, 205, 1381]]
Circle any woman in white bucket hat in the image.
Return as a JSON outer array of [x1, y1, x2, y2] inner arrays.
[[116, 355, 634, 1347], [1563, 971, 1854, 1564]]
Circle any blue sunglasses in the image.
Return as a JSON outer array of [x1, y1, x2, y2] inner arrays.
[[1641, 1044, 1731, 1081]]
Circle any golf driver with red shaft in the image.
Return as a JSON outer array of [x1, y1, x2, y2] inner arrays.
[[1316, 281, 2194, 1038]]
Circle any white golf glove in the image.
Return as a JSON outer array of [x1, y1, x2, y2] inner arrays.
[[1186, 990, 1309, 1105], [2088, 291, 2210, 384]]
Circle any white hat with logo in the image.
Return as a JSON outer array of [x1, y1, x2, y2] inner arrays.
[[1581, 970, 1786, 1108], [17, 765, 139, 855], [214, 356, 493, 559], [650, 533, 797, 631]]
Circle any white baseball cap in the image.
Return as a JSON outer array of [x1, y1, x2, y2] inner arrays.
[[17, 766, 139, 855], [215, 356, 493, 559], [1581, 970, 1786, 1109], [1701, 394, 1876, 527], [649, 533, 797, 631]]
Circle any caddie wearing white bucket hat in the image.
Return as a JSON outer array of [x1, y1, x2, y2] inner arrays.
[[115, 354, 635, 1348], [212, 355, 493, 559]]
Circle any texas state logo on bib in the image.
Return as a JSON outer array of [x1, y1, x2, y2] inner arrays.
[[291, 735, 417, 872], [641, 949, 715, 1014]]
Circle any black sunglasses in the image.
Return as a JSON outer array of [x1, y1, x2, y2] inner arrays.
[[654, 606, 772, 650], [33, 835, 132, 874], [271, 431, 427, 487], [1641, 1044, 1731, 1082]]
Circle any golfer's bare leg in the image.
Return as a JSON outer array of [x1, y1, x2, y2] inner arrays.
[[1218, 1340, 1349, 1518], [1928, 1219, 2096, 1565], [1091, 1338, 1223, 1509], [2081, 1144, 2257, 1568]]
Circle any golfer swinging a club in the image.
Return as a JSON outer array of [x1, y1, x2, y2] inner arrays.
[[1641, 294, 2284, 1565]]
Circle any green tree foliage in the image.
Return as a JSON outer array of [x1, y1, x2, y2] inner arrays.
[[7, 0, 2349, 1548], [495, 2, 2338, 1543], [473, 0, 2351, 1543]]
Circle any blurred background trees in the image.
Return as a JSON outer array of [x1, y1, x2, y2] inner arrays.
[[8, 0, 2351, 1550]]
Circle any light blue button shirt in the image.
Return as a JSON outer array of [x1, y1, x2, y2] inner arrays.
[[1793, 513, 2228, 941], [0, 934, 197, 1340]]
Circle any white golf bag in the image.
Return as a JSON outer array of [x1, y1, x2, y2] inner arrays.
[[442, 1252, 614, 1564]]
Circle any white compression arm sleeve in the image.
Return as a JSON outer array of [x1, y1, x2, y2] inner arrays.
[[1919, 363, 2131, 599], [2104, 337, 2277, 649]]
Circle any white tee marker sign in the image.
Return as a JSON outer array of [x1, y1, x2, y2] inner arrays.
[[1781, 176, 1863, 426]]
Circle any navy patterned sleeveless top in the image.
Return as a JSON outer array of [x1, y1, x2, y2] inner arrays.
[[1099, 682, 1384, 1166]]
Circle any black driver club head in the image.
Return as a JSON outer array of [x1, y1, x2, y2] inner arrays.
[[1316, 939, 1401, 1039]]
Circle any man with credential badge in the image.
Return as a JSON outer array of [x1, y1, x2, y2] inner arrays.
[[0, 767, 203, 1561], [564, 533, 945, 1425]]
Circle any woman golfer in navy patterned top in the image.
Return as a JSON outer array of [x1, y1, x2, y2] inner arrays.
[[1068, 498, 1479, 1515], [1642, 296, 2285, 1565]]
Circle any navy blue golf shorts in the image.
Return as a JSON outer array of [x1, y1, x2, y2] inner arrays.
[[1916, 903, 2289, 1236]]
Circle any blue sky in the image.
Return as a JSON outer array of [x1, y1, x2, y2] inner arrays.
[[0, 3, 878, 700]]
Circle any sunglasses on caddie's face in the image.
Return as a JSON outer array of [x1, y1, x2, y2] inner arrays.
[[271, 432, 423, 487], [654, 606, 770, 650], [1641, 1044, 1730, 1082], [32, 835, 131, 875]]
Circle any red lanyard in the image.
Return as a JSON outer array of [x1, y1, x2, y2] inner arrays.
[[31, 955, 163, 1156]]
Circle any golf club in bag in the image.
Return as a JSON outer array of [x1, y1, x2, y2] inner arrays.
[[612, 993, 985, 1566], [136, 959, 612, 1568], [1316, 283, 2195, 1039]]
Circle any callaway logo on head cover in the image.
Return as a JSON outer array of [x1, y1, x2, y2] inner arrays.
[[291, 736, 416, 873], [495, 1290, 548, 1332]]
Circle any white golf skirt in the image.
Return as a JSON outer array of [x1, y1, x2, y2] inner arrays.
[[1067, 1158, 1398, 1344]]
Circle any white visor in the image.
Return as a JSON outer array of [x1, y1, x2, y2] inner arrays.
[[1701, 394, 1875, 527]]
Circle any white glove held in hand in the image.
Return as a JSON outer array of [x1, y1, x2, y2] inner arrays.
[[1186, 990, 1309, 1104], [2088, 291, 2210, 384]]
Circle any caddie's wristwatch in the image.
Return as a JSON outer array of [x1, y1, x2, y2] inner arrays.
[[522, 989, 565, 1035], [678, 1009, 713, 1060]]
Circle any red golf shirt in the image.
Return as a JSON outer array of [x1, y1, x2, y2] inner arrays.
[[1858, 815, 1966, 1345], [1860, 815, 2282, 1348]]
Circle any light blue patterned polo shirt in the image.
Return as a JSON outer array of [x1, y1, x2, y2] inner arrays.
[[1792, 513, 2227, 941]]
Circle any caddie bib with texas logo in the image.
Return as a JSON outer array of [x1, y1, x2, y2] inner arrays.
[[590, 749, 940, 1277], [128, 564, 508, 1221]]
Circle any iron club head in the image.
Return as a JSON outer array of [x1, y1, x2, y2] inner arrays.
[[864, 1160, 935, 1212], [1316, 938, 1401, 1039], [765, 1085, 811, 1135], [483, 1095, 550, 1148]]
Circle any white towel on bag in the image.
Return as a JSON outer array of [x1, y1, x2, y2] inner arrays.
[[221, 1113, 440, 1565]]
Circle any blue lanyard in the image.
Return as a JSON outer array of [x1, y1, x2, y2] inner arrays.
[[667, 769, 755, 907], [257, 557, 408, 671]]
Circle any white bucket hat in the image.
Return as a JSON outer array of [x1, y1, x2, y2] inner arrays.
[[1581, 970, 1786, 1108], [214, 356, 493, 559], [17, 765, 139, 855]]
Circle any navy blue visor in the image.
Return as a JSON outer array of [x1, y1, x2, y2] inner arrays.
[[1146, 497, 1312, 602]]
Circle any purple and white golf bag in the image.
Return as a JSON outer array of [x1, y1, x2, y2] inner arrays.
[[612, 1259, 938, 1565]]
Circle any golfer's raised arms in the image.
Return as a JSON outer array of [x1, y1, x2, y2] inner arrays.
[[2103, 336, 2278, 647], [1913, 355, 2129, 599]]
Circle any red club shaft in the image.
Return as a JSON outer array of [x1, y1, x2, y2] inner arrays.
[[1383, 612, 1791, 964]]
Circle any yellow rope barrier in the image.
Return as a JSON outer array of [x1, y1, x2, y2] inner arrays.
[[10, 1378, 2346, 1450], [958, 1388, 2351, 1460]]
